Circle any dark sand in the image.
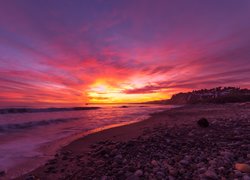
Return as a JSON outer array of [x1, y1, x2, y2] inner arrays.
[[16, 103, 250, 180]]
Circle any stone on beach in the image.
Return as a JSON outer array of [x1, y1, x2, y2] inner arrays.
[[114, 154, 123, 163], [204, 169, 218, 179], [151, 160, 158, 166], [235, 163, 250, 173], [101, 175, 108, 180], [25, 175, 37, 180], [0, 170, 5, 177], [134, 169, 143, 176], [197, 118, 209, 127], [234, 170, 242, 177], [242, 175, 250, 180], [180, 159, 189, 166]]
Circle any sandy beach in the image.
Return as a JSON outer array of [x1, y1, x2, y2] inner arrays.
[[16, 103, 250, 180]]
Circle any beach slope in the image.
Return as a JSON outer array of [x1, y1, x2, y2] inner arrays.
[[18, 103, 250, 180]]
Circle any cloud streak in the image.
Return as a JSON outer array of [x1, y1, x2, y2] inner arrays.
[[0, 0, 250, 106]]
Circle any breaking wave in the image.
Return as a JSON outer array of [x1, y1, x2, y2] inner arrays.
[[0, 117, 80, 132]]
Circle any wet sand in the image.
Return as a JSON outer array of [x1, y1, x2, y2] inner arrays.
[[16, 103, 250, 180]]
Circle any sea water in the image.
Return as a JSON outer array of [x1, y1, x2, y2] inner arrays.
[[0, 104, 175, 178]]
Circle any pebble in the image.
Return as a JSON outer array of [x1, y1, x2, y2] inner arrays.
[[204, 169, 218, 179], [110, 149, 118, 156], [242, 175, 250, 180], [114, 154, 123, 163], [180, 159, 189, 166], [221, 151, 234, 160], [156, 171, 165, 178], [198, 167, 206, 174], [126, 175, 140, 180], [168, 168, 177, 176], [115, 154, 123, 159], [234, 170, 242, 177], [208, 160, 216, 167], [123, 159, 128, 164], [101, 175, 108, 180], [166, 139, 171, 143], [25, 175, 37, 180], [218, 166, 225, 172], [197, 118, 209, 128], [151, 160, 158, 166], [188, 132, 193, 136], [196, 162, 205, 168], [134, 169, 143, 176], [168, 175, 175, 180], [235, 163, 250, 173], [0, 170, 5, 177]]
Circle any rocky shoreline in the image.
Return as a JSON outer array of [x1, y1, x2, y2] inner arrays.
[[18, 103, 250, 180]]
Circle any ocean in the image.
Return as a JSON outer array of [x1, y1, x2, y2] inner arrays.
[[0, 104, 176, 178]]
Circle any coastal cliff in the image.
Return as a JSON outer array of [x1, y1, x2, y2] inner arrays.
[[167, 87, 250, 104]]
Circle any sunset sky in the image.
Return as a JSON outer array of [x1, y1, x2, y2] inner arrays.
[[0, 0, 250, 107]]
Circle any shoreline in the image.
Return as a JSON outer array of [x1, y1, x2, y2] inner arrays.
[[0, 104, 170, 179], [4, 120, 143, 180], [16, 103, 250, 179], [12, 106, 178, 180]]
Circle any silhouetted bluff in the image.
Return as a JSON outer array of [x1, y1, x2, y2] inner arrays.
[[169, 87, 250, 104], [145, 87, 250, 105]]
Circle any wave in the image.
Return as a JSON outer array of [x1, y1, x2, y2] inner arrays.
[[0, 117, 80, 133], [0, 107, 100, 114]]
